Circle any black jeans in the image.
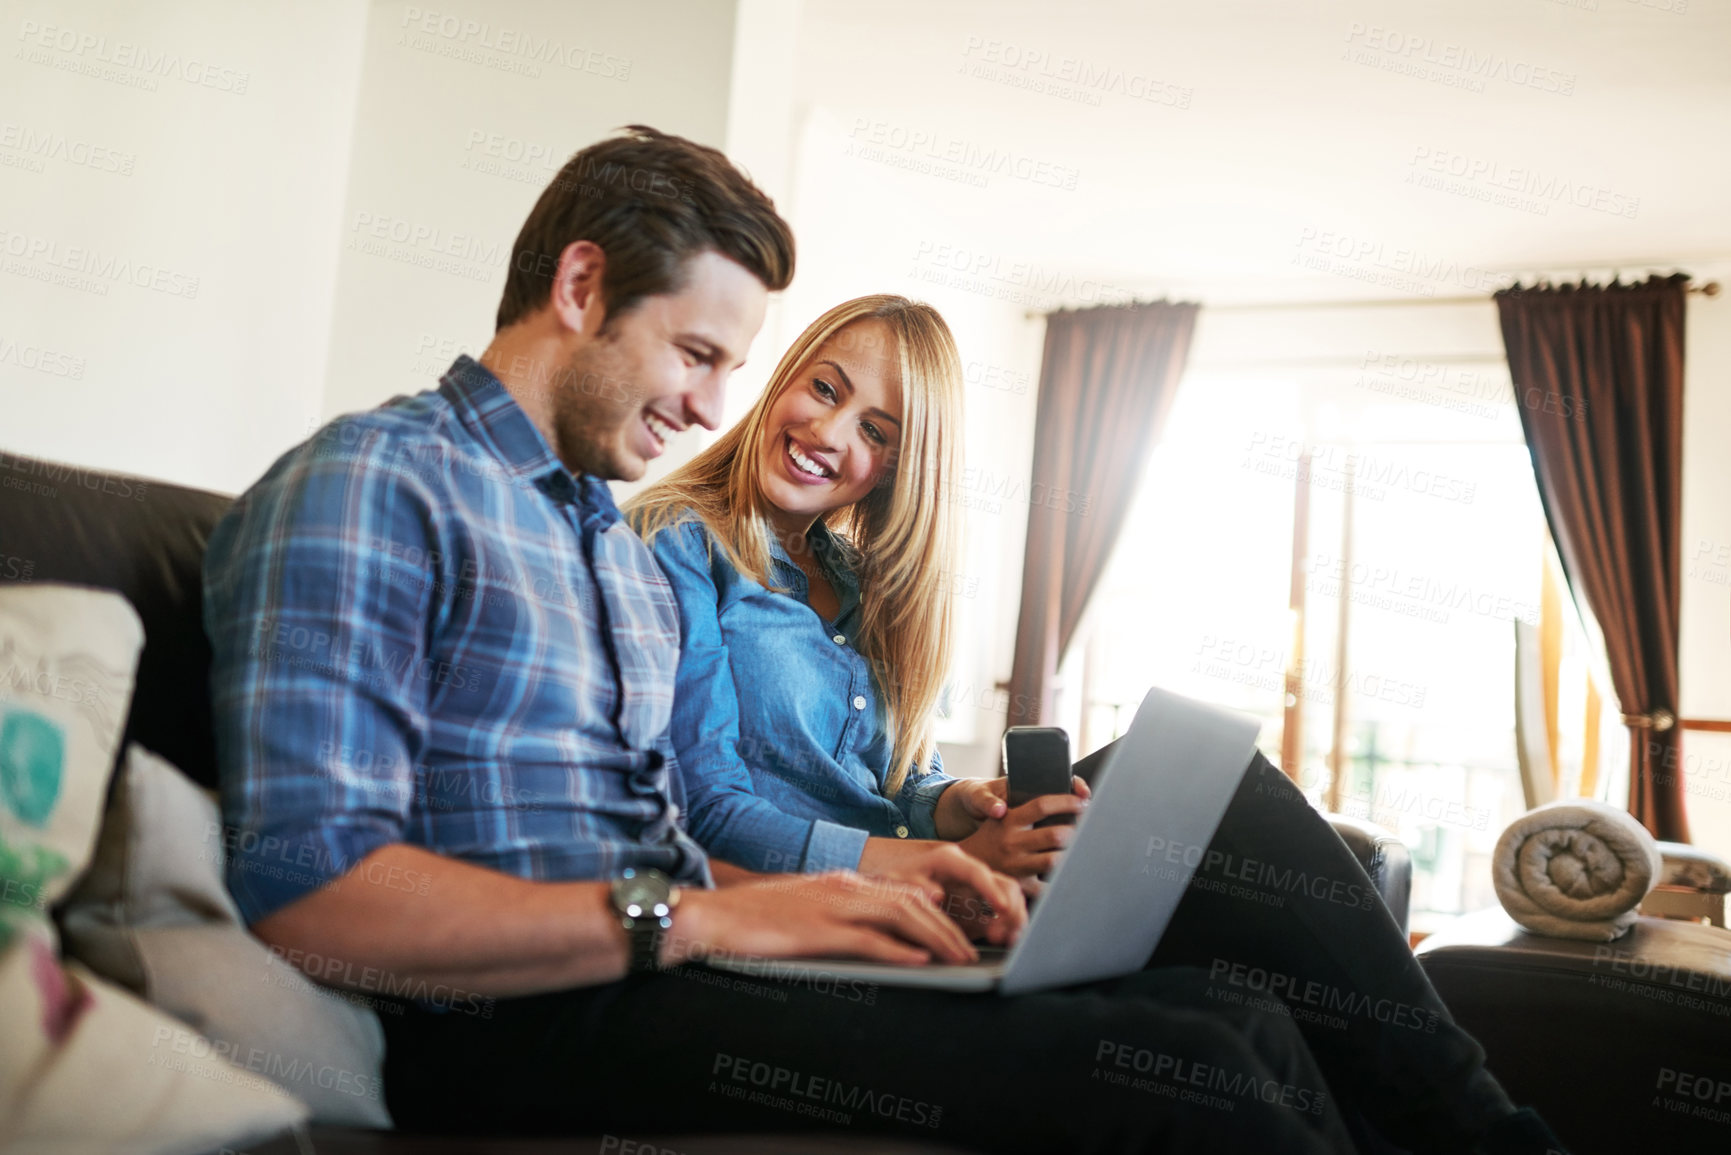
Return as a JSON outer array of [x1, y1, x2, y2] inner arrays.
[[379, 756, 1521, 1154], [1147, 754, 1517, 1154]]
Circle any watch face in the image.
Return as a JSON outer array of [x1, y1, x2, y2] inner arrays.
[[614, 869, 674, 919]]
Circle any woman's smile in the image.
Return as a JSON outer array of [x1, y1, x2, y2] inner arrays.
[[782, 433, 835, 483]]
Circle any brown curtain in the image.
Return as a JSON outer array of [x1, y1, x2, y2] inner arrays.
[[1494, 275, 1689, 841], [1004, 302, 1199, 726]]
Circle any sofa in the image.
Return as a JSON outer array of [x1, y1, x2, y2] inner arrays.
[[1, 450, 1413, 1153]]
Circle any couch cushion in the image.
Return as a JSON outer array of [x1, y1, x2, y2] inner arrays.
[[0, 452, 234, 789]]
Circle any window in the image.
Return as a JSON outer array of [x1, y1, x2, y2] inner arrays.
[[1058, 355, 1616, 927]]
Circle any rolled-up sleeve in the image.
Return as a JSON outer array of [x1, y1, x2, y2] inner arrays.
[[204, 428, 442, 924], [896, 749, 957, 841], [651, 522, 865, 874]]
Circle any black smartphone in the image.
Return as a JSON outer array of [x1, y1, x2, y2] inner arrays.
[[1002, 726, 1075, 828]]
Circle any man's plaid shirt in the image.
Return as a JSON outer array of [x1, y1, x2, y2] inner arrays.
[[204, 355, 710, 924]]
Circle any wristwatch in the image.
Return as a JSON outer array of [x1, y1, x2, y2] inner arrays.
[[610, 867, 679, 973]]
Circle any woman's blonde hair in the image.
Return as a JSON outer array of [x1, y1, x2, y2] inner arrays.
[[629, 294, 964, 796]]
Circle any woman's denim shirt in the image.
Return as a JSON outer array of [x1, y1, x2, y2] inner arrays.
[[648, 516, 954, 872]]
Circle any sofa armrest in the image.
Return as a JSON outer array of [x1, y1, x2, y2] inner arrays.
[[1656, 841, 1731, 894], [1327, 814, 1411, 935], [1644, 841, 1731, 926]]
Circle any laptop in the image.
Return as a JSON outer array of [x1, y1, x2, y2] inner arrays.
[[704, 685, 1259, 995]]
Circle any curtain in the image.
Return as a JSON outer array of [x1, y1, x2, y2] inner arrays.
[[1494, 275, 1689, 841], [1004, 302, 1199, 726]]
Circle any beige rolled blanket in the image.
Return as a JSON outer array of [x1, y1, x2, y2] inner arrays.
[[1492, 800, 1662, 941]]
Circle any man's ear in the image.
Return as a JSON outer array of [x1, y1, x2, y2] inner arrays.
[[550, 240, 607, 337]]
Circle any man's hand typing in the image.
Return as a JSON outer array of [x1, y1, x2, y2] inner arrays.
[[857, 838, 1026, 946], [666, 866, 1021, 968]]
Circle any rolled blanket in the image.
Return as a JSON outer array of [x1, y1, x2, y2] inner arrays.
[[1492, 800, 1663, 941]]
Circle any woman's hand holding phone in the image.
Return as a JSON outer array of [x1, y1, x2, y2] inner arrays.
[[957, 779, 1090, 894], [932, 777, 1009, 840]]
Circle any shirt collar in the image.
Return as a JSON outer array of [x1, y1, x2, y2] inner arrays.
[[438, 354, 620, 528], [766, 522, 855, 585], [767, 521, 863, 630], [808, 524, 860, 594]]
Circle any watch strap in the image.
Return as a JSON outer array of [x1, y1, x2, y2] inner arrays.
[[622, 912, 665, 973]]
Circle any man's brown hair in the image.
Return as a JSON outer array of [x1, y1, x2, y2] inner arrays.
[[495, 125, 795, 330]]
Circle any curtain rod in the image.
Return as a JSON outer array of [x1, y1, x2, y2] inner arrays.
[[1023, 279, 1721, 320]]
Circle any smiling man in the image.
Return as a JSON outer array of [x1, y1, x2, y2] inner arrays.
[[480, 155, 772, 482]]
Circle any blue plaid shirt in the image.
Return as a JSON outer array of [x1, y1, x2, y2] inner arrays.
[[205, 355, 711, 925]]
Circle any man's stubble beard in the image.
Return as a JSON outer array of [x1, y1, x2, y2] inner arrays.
[[549, 336, 643, 482]]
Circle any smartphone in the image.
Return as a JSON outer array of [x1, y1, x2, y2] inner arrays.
[[1003, 726, 1076, 828]]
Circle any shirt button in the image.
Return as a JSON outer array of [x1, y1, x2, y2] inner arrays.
[[852, 695, 867, 710], [895, 825, 910, 838], [833, 634, 846, 645]]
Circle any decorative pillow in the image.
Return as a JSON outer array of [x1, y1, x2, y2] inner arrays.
[[0, 920, 305, 1154], [61, 745, 391, 1127], [0, 584, 143, 947], [0, 584, 308, 1150]]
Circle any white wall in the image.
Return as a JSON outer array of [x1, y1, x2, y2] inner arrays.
[[612, 0, 802, 499], [0, 0, 742, 495], [0, 0, 368, 493], [1679, 278, 1731, 859], [319, 0, 739, 424]]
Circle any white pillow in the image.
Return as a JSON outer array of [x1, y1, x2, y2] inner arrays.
[[0, 921, 306, 1154], [61, 745, 391, 1127]]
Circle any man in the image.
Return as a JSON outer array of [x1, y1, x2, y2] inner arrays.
[[205, 127, 1541, 1154]]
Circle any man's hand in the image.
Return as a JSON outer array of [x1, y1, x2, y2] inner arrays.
[[957, 778, 1091, 892], [665, 869, 1010, 968], [933, 778, 1009, 840], [857, 838, 1026, 946]]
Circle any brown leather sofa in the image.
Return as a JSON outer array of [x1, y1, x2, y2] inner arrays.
[[2, 450, 1413, 1153]]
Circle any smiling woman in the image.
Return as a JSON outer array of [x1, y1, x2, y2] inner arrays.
[[627, 296, 968, 856]]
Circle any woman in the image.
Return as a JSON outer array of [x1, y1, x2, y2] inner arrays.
[[628, 296, 1561, 1155], [628, 295, 1057, 885]]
